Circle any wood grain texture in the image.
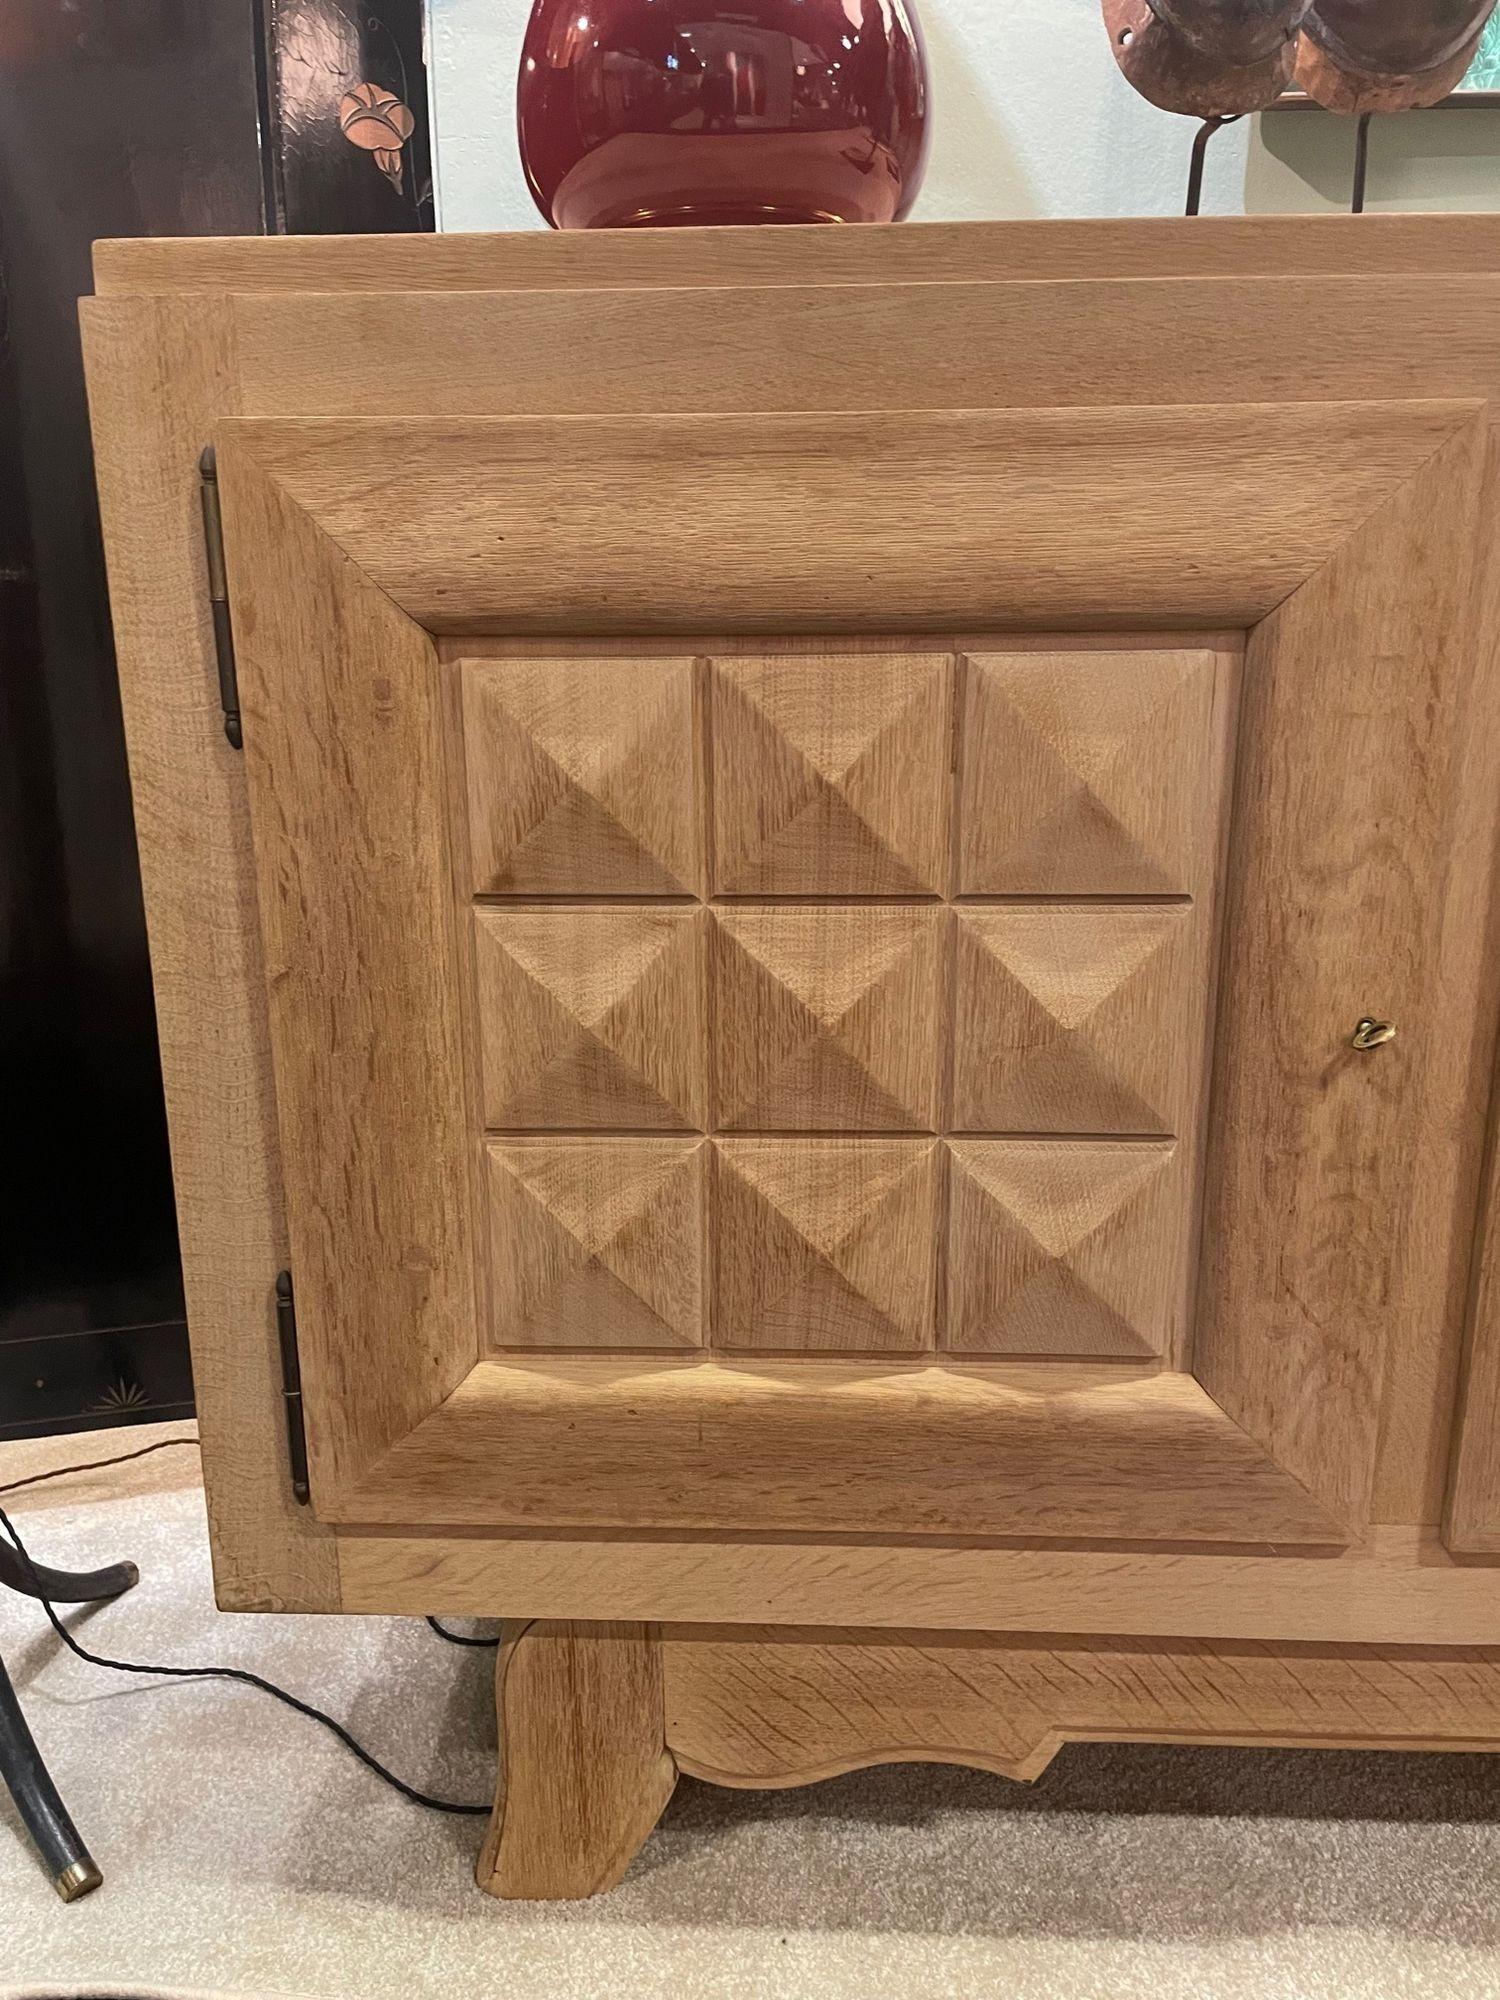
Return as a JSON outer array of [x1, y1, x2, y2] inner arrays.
[[477, 1621, 675, 1901], [663, 1627, 1500, 1787], [712, 908, 946, 1132], [83, 222, 1500, 1693], [461, 654, 702, 897], [487, 1140, 706, 1351], [226, 280, 1500, 422], [78, 298, 339, 1614], [1449, 1108, 1500, 1552], [710, 653, 951, 893], [450, 632, 1242, 666], [951, 905, 1203, 1137], [334, 1523, 1500, 1644], [945, 1140, 1188, 1359], [1197, 416, 1500, 1536], [713, 1140, 941, 1353], [93, 215, 1500, 297], [332, 1355, 1344, 1545], [957, 649, 1218, 896], [1442, 429, 1500, 1550], [474, 905, 707, 1130], [212, 402, 1474, 635], [215, 449, 476, 1504]]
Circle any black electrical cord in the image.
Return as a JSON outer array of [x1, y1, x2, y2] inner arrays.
[[3, 1443, 497, 1652], [426, 1617, 500, 1648], [0, 1434, 200, 1498], [0, 1503, 490, 1817]]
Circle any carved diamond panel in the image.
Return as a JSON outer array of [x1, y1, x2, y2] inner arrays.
[[957, 650, 1218, 895], [475, 907, 706, 1128], [712, 908, 946, 1131], [952, 906, 1198, 1135], [714, 1140, 938, 1351], [710, 654, 951, 895], [463, 655, 700, 895], [945, 1139, 1186, 1356], [463, 646, 1228, 1360], [487, 1140, 705, 1349]]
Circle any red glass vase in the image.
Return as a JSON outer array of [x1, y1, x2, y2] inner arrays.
[[517, 0, 930, 230]]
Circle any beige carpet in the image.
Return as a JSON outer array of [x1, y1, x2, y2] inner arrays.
[[3, 1424, 1500, 2000]]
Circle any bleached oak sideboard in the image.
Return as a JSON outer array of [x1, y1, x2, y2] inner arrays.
[[83, 216, 1500, 1898]]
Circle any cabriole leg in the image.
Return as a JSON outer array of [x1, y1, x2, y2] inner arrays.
[[477, 1620, 676, 1901]]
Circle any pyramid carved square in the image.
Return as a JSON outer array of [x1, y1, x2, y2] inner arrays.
[[952, 905, 1200, 1135], [463, 656, 700, 895], [957, 650, 1217, 895], [488, 1140, 705, 1349], [710, 654, 952, 895], [712, 908, 946, 1131], [945, 1139, 1185, 1356], [713, 1139, 938, 1352], [475, 906, 707, 1128]]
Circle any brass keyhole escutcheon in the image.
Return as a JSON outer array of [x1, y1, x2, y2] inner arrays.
[[1351, 1018, 1397, 1051]]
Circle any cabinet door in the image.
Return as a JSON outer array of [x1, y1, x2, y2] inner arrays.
[[214, 392, 1498, 1555]]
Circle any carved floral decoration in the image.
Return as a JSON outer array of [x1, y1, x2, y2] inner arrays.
[[339, 79, 417, 191]]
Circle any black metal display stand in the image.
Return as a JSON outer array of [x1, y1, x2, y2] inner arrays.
[[0, 1542, 138, 1898]]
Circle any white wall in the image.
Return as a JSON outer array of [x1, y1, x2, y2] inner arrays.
[[1247, 107, 1500, 212], [426, 0, 1251, 231]]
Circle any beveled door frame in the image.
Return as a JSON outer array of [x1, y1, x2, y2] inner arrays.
[[80, 228, 1500, 1628], [211, 393, 1499, 1559]]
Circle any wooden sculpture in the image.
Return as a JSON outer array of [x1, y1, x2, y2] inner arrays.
[[1296, 2, 1497, 111], [1104, 1, 1305, 115], [1105, 0, 1498, 112]]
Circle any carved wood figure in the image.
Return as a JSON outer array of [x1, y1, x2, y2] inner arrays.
[[1296, 1, 1497, 110], [1105, 0, 1499, 112], [1104, 1, 1306, 115], [82, 217, 1500, 1900]]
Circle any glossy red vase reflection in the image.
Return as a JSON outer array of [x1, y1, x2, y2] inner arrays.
[[518, 0, 930, 229]]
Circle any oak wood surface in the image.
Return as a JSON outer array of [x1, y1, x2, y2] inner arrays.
[[711, 908, 946, 1133], [486, 1139, 707, 1351], [475, 1610, 1500, 1898], [710, 653, 951, 894], [468, 642, 1231, 1366], [330, 1355, 1344, 1546], [216, 448, 477, 1504], [447, 630, 1247, 664], [477, 1620, 675, 1901], [957, 649, 1218, 897], [663, 1626, 1500, 1787], [462, 654, 703, 897], [474, 905, 708, 1130], [213, 401, 1474, 635], [79, 298, 339, 1613], [713, 1141, 942, 1353], [1450, 1108, 1500, 1553], [226, 280, 1500, 422], [93, 215, 1500, 297], [334, 1523, 1500, 1645], [1435, 429, 1500, 1550], [1448, 1106, 1500, 1553], [1196, 416, 1500, 1535], [80, 225, 1500, 1693], [945, 1140, 1187, 1359], [951, 904, 1204, 1137]]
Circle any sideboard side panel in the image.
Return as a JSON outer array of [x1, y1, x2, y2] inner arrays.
[[80, 296, 340, 1612]]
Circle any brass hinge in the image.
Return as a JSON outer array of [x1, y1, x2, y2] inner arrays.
[[274, 1270, 311, 1506], [197, 446, 241, 749]]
